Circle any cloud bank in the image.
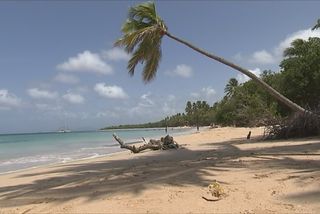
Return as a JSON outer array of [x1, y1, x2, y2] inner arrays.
[[166, 64, 193, 78], [102, 48, 130, 61], [94, 83, 128, 99], [62, 92, 85, 104], [236, 28, 320, 65], [0, 89, 22, 110], [57, 51, 113, 75], [27, 88, 58, 99], [236, 68, 262, 83], [54, 73, 79, 84], [190, 86, 216, 101]]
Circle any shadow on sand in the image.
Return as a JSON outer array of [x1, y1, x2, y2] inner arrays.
[[0, 136, 319, 208]]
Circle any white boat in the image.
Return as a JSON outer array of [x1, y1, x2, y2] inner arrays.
[[57, 129, 71, 133]]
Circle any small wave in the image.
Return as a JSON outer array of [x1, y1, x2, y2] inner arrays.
[[82, 153, 102, 160], [60, 157, 73, 163], [80, 146, 107, 151], [0, 155, 56, 166], [104, 143, 120, 147]]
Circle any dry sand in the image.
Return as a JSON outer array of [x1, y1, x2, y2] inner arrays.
[[0, 127, 319, 213]]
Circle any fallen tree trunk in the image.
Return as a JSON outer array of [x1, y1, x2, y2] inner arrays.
[[112, 134, 179, 153]]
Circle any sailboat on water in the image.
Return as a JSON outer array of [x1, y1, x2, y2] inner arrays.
[[57, 118, 71, 133], [57, 128, 71, 133]]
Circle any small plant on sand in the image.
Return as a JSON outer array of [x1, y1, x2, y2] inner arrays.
[[208, 180, 224, 198]]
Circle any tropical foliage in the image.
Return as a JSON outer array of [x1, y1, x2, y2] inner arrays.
[[280, 38, 320, 109]]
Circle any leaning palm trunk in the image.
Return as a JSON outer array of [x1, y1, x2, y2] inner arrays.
[[165, 32, 307, 115], [116, 1, 310, 116]]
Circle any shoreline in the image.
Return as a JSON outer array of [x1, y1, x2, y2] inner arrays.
[[0, 149, 128, 176], [0, 127, 196, 175], [0, 127, 319, 213]]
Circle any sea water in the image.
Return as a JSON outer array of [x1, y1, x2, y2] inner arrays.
[[0, 128, 193, 174]]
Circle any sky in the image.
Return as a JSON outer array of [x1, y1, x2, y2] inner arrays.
[[0, 0, 319, 134]]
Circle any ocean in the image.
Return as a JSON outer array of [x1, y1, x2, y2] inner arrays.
[[0, 128, 194, 174]]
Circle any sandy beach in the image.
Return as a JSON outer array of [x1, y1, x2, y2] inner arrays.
[[0, 127, 319, 213]]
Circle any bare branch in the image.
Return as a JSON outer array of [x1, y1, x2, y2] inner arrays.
[[112, 134, 179, 153]]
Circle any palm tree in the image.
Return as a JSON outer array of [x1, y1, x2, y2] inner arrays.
[[224, 78, 239, 98], [312, 19, 320, 30], [115, 1, 307, 115]]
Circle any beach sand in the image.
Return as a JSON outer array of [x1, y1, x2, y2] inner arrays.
[[0, 127, 319, 213]]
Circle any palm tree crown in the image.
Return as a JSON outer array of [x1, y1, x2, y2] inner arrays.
[[224, 78, 239, 98], [115, 2, 167, 82]]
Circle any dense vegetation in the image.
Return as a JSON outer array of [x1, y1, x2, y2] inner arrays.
[[103, 37, 320, 131]]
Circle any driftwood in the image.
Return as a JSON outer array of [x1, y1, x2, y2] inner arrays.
[[112, 134, 179, 153]]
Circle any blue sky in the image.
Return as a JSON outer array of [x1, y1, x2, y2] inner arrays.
[[0, 1, 319, 133]]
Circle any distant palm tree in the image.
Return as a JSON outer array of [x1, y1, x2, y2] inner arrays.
[[224, 78, 239, 98], [115, 1, 307, 115], [312, 19, 320, 30]]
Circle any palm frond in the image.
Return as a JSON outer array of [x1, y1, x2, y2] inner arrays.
[[128, 2, 157, 24], [114, 1, 167, 83], [312, 19, 320, 31], [127, 27, 162, 79], [121, 19, 150, 34], [283, 39, 305, 57], [127, 36, 152, 76], [142, 37, 162, 82], [224, 78, 238, 97], [115, 26, 156, 52]]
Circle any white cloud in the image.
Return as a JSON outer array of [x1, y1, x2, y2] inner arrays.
[[35, 103, 62, 111], [162, 95, 177, 115], [27, 88, 58, 99], [236, 28, 320, 65], [275, 28, 320, 56], [249, 50, 276, 64], [162, 102, 176, 115], [140, 93, 154, 107], [0, 89, 22, 110], [129, 93, 155, 115], [237, 68, 262, 83], [102, 48, 130, 61], [129, 92, 177, 117], [34, 103, 88, 120], [94, 83, 128, 99], [118, 93, 178, 118], [202, 87, 216, 97], [54, 73, 79, 84], [234, 52, 244, 61], [62, 92, 85, 104], [190, 92, 200, 98], [190, 86, 216, 101], [73, 86, 90, 93], [166, 64, 193, 78], [167, 94, 176, 102], [57, 50, 113, 75], [96, 110, 119, 118]]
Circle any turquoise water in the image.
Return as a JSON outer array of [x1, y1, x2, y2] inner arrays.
[[0, 128, 193, 174]]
